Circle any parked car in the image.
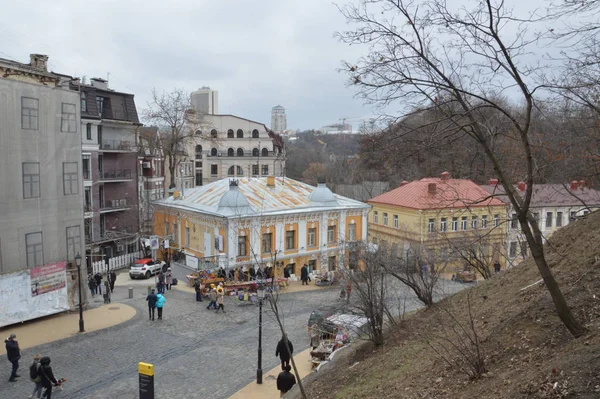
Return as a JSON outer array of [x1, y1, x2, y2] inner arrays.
[[129, 258, 167, 279]]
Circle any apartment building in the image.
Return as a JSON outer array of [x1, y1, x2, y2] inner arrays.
[[0, 54, 85, 326]]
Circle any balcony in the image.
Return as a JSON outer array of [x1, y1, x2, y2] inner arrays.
[[84, 204, 93, 218], [99, 199, 131, 213], [100, 169, 133, 182], [100, 140, 136, 152]]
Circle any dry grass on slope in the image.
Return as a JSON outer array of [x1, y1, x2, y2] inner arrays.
[[307, 211, 600, 399]]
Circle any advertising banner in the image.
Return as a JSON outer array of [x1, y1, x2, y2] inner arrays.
[[30, 262, 67, 297]]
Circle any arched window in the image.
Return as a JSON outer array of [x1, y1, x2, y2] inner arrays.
[[236, 129, 244, 138], [195, 145, 203, 158], [211, 129, 218, 138], [261, 148, 269, 157], [227, 129, 234, 138], [195, 129, 202, 136], [81, 92, 87, 113], [228, 166, 235, 176], [252, 129, 259, 138], [236, 166, 243, 175], [252, 148, 259, 157], [227, 148, 234, 157], [211, 148, 218, 156], [237, 148, 244, 157]]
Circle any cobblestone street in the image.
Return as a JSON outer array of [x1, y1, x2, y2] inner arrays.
[[3, 265, 466, 399]]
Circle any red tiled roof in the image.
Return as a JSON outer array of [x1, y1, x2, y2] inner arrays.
[[368, 178, 505, 210]]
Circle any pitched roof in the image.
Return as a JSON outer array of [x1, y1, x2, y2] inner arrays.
[[368, 178, 504, 210], [480, 184, 600, 208], [155, 177, 369, 217]]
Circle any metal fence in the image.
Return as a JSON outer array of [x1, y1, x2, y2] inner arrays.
[[92, 251, 143, 274]]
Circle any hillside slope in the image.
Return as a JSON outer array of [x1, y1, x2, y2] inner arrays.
[[307, 211, 600, 398]]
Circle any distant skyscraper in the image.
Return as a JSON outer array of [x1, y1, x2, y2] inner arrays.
[[271, 105, 287, 133], [191, 87, 219, 115]]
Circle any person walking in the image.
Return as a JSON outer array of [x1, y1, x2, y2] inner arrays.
[[194, 279, 203, 302], [109, 270, 117, 293], [38, 356, 59, 399], [276, 365, 296, 397], [275, 335, 294, 370], [300, 264, 309, 285], [29, 354, 43, 398], [206, 288, 218, 310], [165, 268, 173, 290], [5, 333, 20, 382], [88, 276, 97, 297], [146, 289, 158, 321], [94, 272, 103, 295], [215, 289, 225, 313], [157, 272, 166, 294], [156, 292, 166, 320]]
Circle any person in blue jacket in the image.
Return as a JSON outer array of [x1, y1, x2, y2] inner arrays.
[[156, 292, 166, 320]]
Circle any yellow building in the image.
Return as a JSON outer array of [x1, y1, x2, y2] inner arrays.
[[367, 172, 508, 273], [153, 177, 370, 277]]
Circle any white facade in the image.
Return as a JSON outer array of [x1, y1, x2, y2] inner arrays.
[[271, 105, 287, 133], [191, 87, 218, 115]]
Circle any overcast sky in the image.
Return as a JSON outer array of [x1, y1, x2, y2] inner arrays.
[[1, 0, 376, 131]]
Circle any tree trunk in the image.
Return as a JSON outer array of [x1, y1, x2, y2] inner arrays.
[[168, 155, 176, 189]]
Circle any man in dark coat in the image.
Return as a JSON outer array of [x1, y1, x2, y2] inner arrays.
[[146, 289, 158, 320], [39, 356, 59, 399], [94, 272, 103, 295], [276, 365, 296, 396], [109, 270, 117, 292], [300, 264, 309, 285], [5, 333, 20, 382], [275, 335, 294, 370], [193, 280, 203, 302]]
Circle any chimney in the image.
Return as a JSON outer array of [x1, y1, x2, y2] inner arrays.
[[90, 78, 109, 90], [266, 176, 276, 188], [440, 171, 450, 182], [517, 181, 526, 192], [229, 179, 239, 188], [29, 54, 48, 72], [400, 181, 409, 187], [428, 182, 437, 194], [570, 180, 578, 190], [488, 178, 499, 186]]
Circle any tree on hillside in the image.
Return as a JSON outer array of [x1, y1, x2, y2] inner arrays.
[[338, 0, 586, 336], [142, 88, 212, 189]]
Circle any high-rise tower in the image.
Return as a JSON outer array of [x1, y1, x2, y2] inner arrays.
[[271, 105, 287, 133]]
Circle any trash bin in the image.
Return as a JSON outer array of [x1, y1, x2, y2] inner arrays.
[[129, 287, 134, 299]]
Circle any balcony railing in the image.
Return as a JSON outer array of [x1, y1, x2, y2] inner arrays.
[[101, 140, 135, 151], [101, 169, 132, 180], [100, 199, 131, 211]]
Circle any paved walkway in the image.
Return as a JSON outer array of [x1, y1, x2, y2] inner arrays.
[[173, 278, 330, 295], [230, 348, 313, 399], [0, 304, 136, 355]]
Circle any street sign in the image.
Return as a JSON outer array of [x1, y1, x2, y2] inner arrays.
[[150, 236, 159, 250], [164, 239, 170, 249], [138, 362, 154, 399]]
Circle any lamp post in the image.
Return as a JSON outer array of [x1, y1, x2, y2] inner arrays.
[[75, 253, 85, 333], [256, 283, 265, 384]]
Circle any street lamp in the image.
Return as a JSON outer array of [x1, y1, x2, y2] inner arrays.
[[256, 283, 265, 384], [75, 253, 85, 333]]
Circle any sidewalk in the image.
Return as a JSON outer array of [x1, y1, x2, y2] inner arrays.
[[173, 279, 332, 295], [0, 303, 136, 356], [229, 348, 313, 399]]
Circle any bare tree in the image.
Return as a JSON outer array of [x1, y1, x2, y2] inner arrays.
[[337, 0, 586, 336]]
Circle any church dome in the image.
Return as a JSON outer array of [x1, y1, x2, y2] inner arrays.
[[310, 183, 338, 206]]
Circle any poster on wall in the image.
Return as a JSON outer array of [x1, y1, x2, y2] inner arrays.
[[30, 262, 67, 297], [186, 254, 199, 270]]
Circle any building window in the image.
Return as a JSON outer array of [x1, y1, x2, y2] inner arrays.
[[81, 92, 87, 112], [494, 214, 500, 227], [261, 165, 268, 176], [428, 218, 435, 233], [82, 155, 91, 180], [173, 224, 178, 243], [211, 164, 218, 176], [228, 166, 235, 176], [556, 212, 563, 227], [481, 215, 488, 229], [185, 227, 190, 247], [348, 224, 356, 241], [66, 225, 81, 262], [327, 225, 336, 243], [252, 165, 259, 176], [227, 148, 234, 157], [285, 230, 295, 250], [86, 123, 92, 140], [61, 103, 77, 132], [546, 212, 553, 228], [252, 148, 259, 157], [21, 97, 39, 130], [261, 148, 269, 157], [471, 216, 478, 229], [210, 129, 218, 138], [195, 129, 202, 136], [308, 228, 316, 247], [237, 148, 244, 157], [262, 233, 272, 253], [84, 186, 92, 211], [374, 211, 378, 224], [96, 96, 105, 116], [461, 216, 467, 231], [227, 129, 234, 138], [23, 162, 40, 199], [383, 213, 388, 226], [210, 148, 218, 156], [452, 217, 458, 231], [63, 162, 79, 195], [252, 129, 259, 138], [237, 129, 244, 138], [393, 215, 398, 228], [509, 241, 517, 258], [440, 218, 447, 232], [510, 213, 518, 229], [238, 235, 247, 256], [236, 166, 243, 175], [26, 232, 43, 267]]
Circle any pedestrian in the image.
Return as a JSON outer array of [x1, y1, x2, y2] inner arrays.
[[94, 272, 103, 295], [38, 356, 59, 399], [494, 260, 501, 273], [206, 288, 218, 310], [156, 292, 166, 320], [157, 272, 165, 294], [215, 289, 225, 313], [275, 335, 294, 370], [146, 289, 157, 321], [29, 354, 43, 398], [165, 268, 173, 290], [276, 365, 296, 397], [109, 270, 117, 293], [345, 280, 352, 303], [194, 279, 203, 302], [5, 333, 20, 382], [301, 264, 309, 285], [88, 276, 97, 297]]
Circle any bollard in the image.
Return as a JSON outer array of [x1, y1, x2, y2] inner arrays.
[[129, 287, 134, 299], [148, 285, 152, 295]]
